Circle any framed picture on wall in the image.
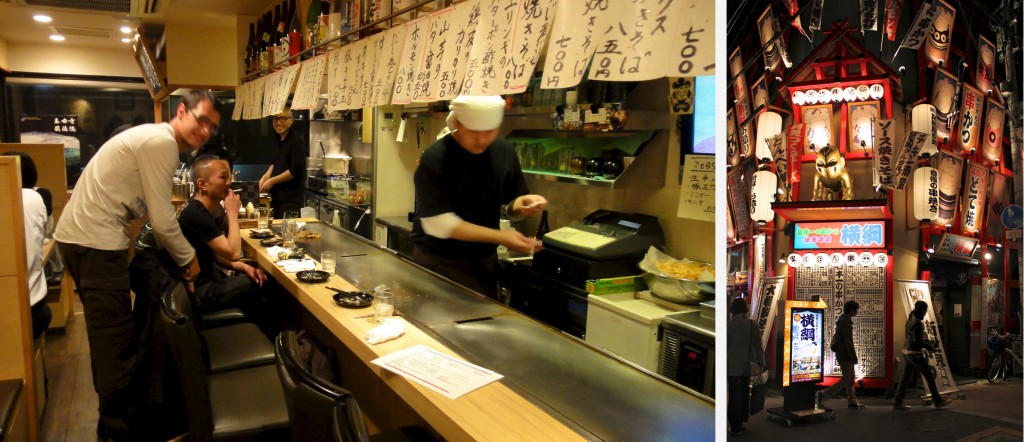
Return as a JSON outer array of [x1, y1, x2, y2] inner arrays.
[[801, 104, 833, 155], [848, 100, 880, 153]]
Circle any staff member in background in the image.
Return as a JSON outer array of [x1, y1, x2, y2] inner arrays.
[[260, 110, 306, 217], [54, 89, 219, 441], [412, 95, 546, 299]]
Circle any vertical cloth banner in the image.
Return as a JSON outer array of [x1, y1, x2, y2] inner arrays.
[[769, 133, 789, 201], [980, 278, 1005, 335], [757, 6, 781, 71], [727, 168, 752, 239], [982, 98, 1006, 165], [893, 3, 939, 62], [861, 0, 880, 32], [808, 0, 826, 33], [891, 131, 927, 190], [873, 119, 896, 188], [976, 35, 997, 95], [934, 149, 964, 226], [924, 0, 956, 67], [932, 67, 959, 143], [752, 276, 786, 350], [781, 0, 809, 40], [883, 0, 906, 41], [959, 161, 989, 235], [957, 83, 985, 155], [786, 124, 804, 184], [896, 280, 960, 397]]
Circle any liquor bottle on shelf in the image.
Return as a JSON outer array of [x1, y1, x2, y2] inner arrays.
[[367, 0, 390, 30], [306, 0, 322, 54], [259, 12, 271, 72], [319, 1, 332, 51], [328, 0, 342, 49], [288, 0, 303, 63], [275, 1, 290, 69], [269, 4, 281, 69], [245, 22, 255, 76], [537, 210, 550, 240]]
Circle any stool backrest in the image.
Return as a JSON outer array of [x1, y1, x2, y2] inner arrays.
[[275, 331, 370, 442], [159, 284, 215, 440]]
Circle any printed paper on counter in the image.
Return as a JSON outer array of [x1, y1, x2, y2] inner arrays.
[[372, 345, 504, 400]]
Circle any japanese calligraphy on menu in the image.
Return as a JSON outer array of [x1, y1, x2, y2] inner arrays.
[[959, 161, 989, 235], [347, 39, 372, 110], [231, 83, 246, 121], [372, 26, 407, 106], [462, 0, 519, 96], [541, 0, 599, 89], [261, 72, 279, 117], [359, 33, 384, 108], [326, 45, 349, 111], [392, 16, 429, 104], [291, 55, 328, 110], [678, 154, 714, 221], [264, 64, 301, 116], [243, 76, 267, 120], [500, 0, 556, 94], [435, 0, 480, 101], [589, 0, 685, 81], [672, 0, 714, 76], [411, 8, 456, 103]]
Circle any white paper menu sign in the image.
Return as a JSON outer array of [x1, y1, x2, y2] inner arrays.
[[678, 154, 715, 221], [372, 26, 407, 106], [540, 1, 599, 89], [291, 55, 328, 110], [501, 0, 556, 94], [326, 46, 350, 112], [244, 77, 266, 119], [345, 40, 371, 110], [435, 0, 482, 101], [589, 0, 685, 81], [231, 82, 245, 121], [261, 72, 278, 117], [411, 8, 455, 103], [266, 64, 301, 115], [392, 16, 430, 105], [359, 34, 384, 110], [372, 345, 504, 400], [461, 0, 520, 96], [671, 0, 715, 76]]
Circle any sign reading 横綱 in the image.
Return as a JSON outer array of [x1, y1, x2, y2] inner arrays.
[[786, 124, 804, 184], [540, 1, 598, 89], [896, 280, 959, 396], [861, 0, 879, 32], [924, 0, 956, 67], [873, 119, 895, 188], [793, 221, 886, 250], [587, 0, 687, 82], [891, 131, 927, 190], [959, 161, 990, 235], [883, 0, 905, 41], [957, 83, 985, 155]]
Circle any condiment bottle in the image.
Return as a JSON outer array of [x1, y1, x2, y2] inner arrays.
[[245, 202, 255, 219]]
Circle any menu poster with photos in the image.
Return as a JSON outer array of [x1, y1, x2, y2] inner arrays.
[[678, 154, 714, 221], [896, 280, 959, 395], [392, 16, 430, 104], [587, 0, 686, 82], [291, 55, 329, 110], [541, 0, 598, 89], [784, 300, 827, 386], [501, 0, 556, 94], [671, 0, 715, 77]]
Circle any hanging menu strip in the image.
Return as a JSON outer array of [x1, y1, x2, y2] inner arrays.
[[461, 0, 519, 96], [342, 40, 371, 110], [292, 55, 329, 110], [373, 25, 407, 106], [392, 16, 430, 105], [672, 0, 715, 76], [325, 49, 345, 112], [412, 7, 454, 103], [261, 72, 278, 117], [589, 0, 685, 81], [500, 0, 556, 94], [436, 0, 480, 101], [359, 34, 384, 111], [267, 65, 301, 115], [232, 82, 246, 121], [540, 1, 599, 89]]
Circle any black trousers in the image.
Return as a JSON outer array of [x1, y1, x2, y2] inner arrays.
[[58, 242, 138, 438], [727, 375, 751, 431], [894, 352, 942, 403]]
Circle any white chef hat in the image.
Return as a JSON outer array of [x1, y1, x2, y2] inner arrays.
[[446, 95, 505, 131]]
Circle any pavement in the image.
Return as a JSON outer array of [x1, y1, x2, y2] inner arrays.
[[730, 376, 1023, 441]]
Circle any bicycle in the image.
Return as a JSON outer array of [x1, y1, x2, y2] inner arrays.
[[986, 332, 1021, 383]]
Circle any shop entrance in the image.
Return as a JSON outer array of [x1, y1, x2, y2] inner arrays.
[[930, 261, 979, 376]]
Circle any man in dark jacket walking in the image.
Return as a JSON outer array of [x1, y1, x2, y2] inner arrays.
[[817, 300, 865, 409], [893, 300, 953, 410]]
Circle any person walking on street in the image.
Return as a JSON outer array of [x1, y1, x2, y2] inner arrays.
[[893, 300, 953, 410], [817, 300, 865, 409], [727, 297, 764, 435]]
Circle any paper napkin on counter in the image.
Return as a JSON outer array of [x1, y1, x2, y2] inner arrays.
[[281, 259, 316, 273], [364, 318, 407, 344]]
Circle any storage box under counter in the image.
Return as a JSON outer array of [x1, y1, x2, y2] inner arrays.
[[585, 291, 695, 373]]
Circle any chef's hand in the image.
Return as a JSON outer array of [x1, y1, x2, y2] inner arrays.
[[500, 229, 543, 254], [259, 178, 274, 192], [514, 195, 548, 217], [223, 189, 241, 216]]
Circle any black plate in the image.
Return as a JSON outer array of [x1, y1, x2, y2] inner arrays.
[[260, 238, 282, 247], [250, 230, 274, 239], [296, 270, 331, 283], [332, 292, 373, 309]]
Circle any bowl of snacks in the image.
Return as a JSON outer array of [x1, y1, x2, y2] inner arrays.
[[638, 247, 714, 304]]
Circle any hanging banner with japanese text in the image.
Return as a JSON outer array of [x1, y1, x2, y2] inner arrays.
[[923, 0, 955, 67], [739, 119, 755, 159], [959, 161, 989, 235], [783, 300, 827, 386], [769, 133, 789, 200], [934, 149, 964, 226], [412, 8, 456, 103], [873, 119, 896, 188], [895, 3, 939, 58], [861, 0, 879, 32], [499, 0, 556, 94], [781, 0, 808, 39], [757, 6, 781, 71], [392, 16, 429, 104], [982, 98, 1006, 165], [891, 130, 927, 190], [883, 0, 905, 41], [985, 173, 1012, 239], [727, 109, 741, 167], [808, 0, 826, 33], [461, 0, 517, 95], [540, 0, 598, 89], [434, 0, 476, 101], [957, 83, 985, 155], [786, 124, 804, 184], [976, 35, 997, 95], [232, 82, 246, 121], [372, 26, 407, 106], [588, 0, 686, 81], [896, 280, 959, 396], [291, 54, 329, 110], [727, 168, 751, 239], [931, 67, 959, 144], [729, 48, 748, 100]]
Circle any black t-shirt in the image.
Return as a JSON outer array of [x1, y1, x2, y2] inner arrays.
[[412, 134, 528, 261], [271, 130, 307, 208], [178, 199, 226, 287]]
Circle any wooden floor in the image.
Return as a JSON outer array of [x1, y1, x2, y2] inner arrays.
[[40, 295, 102, 442]]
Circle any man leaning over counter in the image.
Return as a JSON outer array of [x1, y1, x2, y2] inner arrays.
[[54, 89, 221, 440], [412, 95, 546, 299]]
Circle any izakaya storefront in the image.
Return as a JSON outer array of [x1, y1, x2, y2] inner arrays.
[[726, 0, 1022, 394]]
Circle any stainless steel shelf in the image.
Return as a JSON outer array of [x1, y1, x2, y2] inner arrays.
[[522, 170, 617, 187]]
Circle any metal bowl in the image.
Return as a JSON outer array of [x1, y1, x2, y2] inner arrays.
[[642, 271, 715, 304]]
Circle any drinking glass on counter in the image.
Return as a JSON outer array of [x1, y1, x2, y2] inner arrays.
[[373, 291, 395, 323], [257, 207, 269, 229], [281, 219, 297, 248], [321, 251, 336, 274]]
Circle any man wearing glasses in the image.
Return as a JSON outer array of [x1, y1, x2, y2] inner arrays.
[[55, 89, 222, 441], [260, 110, 307, 217]]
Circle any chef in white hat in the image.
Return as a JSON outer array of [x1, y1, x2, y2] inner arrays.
[[412, 95, 547, 298]]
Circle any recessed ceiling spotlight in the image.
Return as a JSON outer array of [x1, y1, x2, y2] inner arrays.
[[120, 25, 132, 34], [33, 15, 52, 23], [121, 37, 131, 43], [49, 34, 65, 41]]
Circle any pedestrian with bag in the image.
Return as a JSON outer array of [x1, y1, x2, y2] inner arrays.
[[893, 300, 953, 410], [816, 300, 865, 409], [727, 297, 765, 435]]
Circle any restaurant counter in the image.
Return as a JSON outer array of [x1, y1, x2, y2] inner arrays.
[[246, 222, 713, 441]]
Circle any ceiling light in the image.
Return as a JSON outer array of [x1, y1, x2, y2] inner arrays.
[[49, 35, 65, 42], [33, 15, 52, 23], [120, 26, 132, 34], [121, 37, 131, 43], [927, 248, 935, 254]]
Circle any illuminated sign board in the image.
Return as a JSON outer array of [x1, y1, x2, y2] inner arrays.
[[783, 300, 828, 386], [934, 233, 979, 259], [793, 221, 886, 250]]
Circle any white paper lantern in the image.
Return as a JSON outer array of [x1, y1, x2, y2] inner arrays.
[[844, 252, 859, 265], [802, 253, 815, 267], [805, 89, 819, 104], [858, 252, 873, 266], [749, 170, 778, 225], [819, 89, 832, 103], [788, 253, 802, 268], [856, 85, 870, 100], [829, 253, 843, 265], [869, 84, 885, 99], [911, 104, 938, 157], [755, 111, 783, 161], [815, 253, 830, 267], [844, 87, 857, 101], [913, 166, 940, 221], [792, 91, 806, 105], [873, 253, 889, 267], [831, 87, 843, 100]]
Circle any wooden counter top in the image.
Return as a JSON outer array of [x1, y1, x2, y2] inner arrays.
[[241, 228, 584, 442]]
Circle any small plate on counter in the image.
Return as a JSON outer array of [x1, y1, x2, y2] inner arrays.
[[296, 270, 331, 284], [249, 229, 275, 239], [259, 238, 282, 247], [328, 287, 374, 308]]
